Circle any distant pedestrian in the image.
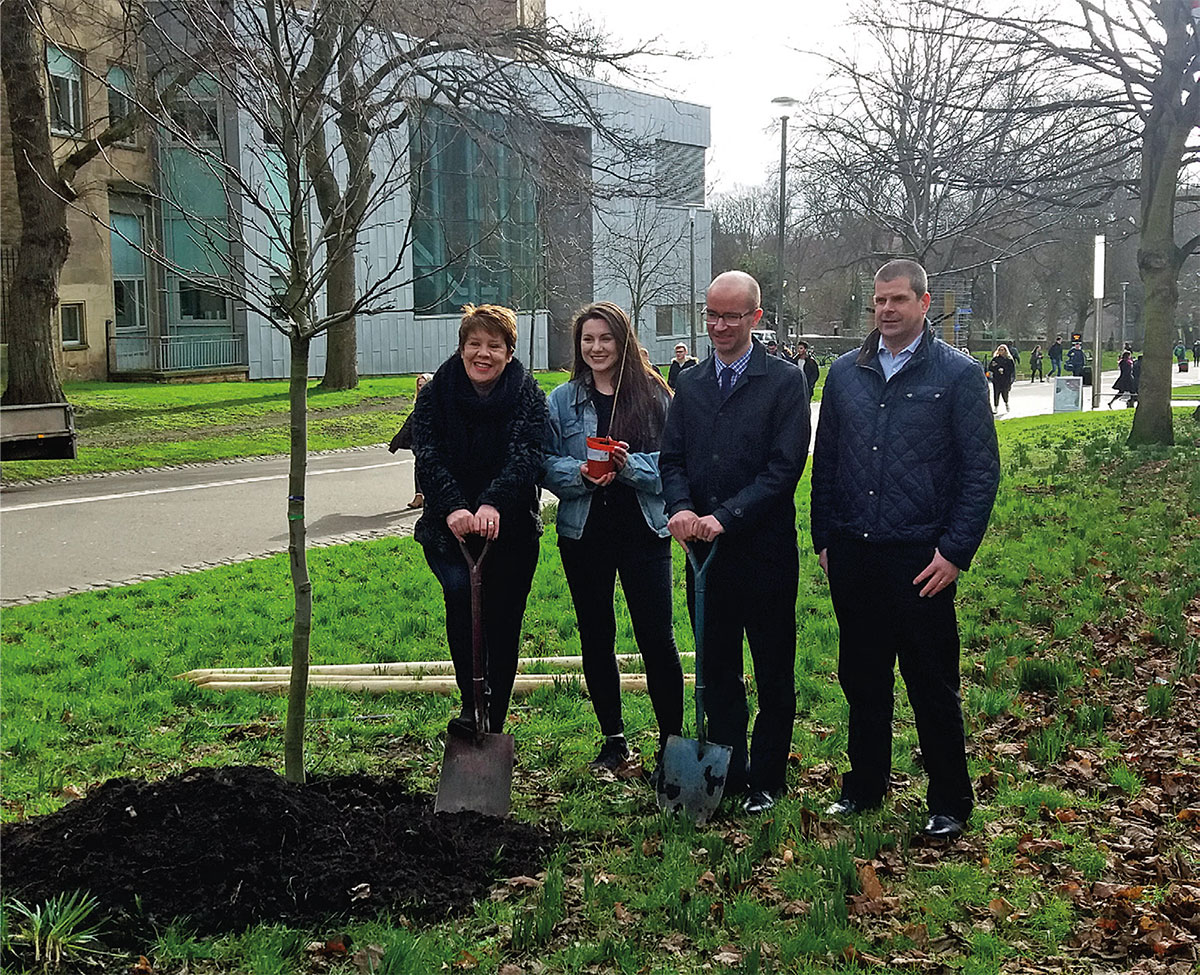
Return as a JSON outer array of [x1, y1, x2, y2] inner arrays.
[[1009, 341, 1021, 365], [388, 372, 434, 508], [1029, 345, 1044, 382], [1109, 350, 1136, 408], [987, 344, 1015, 414], [1048, 336, 1064, 377], [1193, 339, 1200, 366], [1066, 342, 1086, 377], [793, 341, 820, 393], [667, 343, 698, 390], [1174, 342, 1187, 366]]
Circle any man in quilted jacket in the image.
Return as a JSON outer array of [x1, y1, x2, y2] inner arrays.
[[811, 259, 1000, 840]]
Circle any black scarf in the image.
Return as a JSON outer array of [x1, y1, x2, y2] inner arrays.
[[431, 353, 527, 505]]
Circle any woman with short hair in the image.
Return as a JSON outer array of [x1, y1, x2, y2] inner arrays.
[[543, 302, 684, 770], [411, 304, 548, 738]]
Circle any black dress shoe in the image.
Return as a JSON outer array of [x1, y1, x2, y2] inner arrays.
[[922, 813, 966, 839], [824, 797, 881, 817], [743, 790, 775, 814]]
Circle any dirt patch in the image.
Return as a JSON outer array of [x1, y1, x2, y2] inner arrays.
[[1, 765, 557, 942]]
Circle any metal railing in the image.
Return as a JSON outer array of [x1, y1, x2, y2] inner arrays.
[[109, 333, 247, 373]]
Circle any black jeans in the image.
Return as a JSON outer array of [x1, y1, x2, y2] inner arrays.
[[1030, 364, 1043, 381], [685, 536, 798, 795], [992, 383, 1010, 409], [558, 525, 683, 746], [423, 531, 539, 731], [826, 536, 972, 820]]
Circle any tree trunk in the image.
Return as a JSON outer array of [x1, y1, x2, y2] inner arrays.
[[1130, 256, 1176, 446], [283, 334, 313, 783], [316, 247, 357, 390], [1, 0, 70, 406]]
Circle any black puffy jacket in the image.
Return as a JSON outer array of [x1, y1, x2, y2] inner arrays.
[[810, 325, 999, 571]]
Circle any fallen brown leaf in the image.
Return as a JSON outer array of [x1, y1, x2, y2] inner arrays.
[[352, 944, 385, 975], [858, 862, 884, 900], [713, 947, 743, 965], [988, 897, 1015, 921]]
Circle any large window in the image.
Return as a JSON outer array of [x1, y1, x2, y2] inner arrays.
[[412, 106, 539, 315], [110, 213, 148, 331], [178, 282, 226, 321], [164, 75, 220, 145], [60, 302, 85, 347], [655, 303, 698, 338], [107, 65, 134, 135], [47, 45, 84, 135], [656, 141, 705, 207]]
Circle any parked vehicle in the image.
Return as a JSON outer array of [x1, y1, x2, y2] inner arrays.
[[0, 402, 78, 460]]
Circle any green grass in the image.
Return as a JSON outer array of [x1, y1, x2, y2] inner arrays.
[[1172, 383, 1200, 398], [3, 408, 1200, 972], [1, 373, 570, 482]]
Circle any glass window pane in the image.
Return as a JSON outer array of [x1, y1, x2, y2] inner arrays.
[[107, 66, 132, 124], [179, 282, 226, 321], [60, 303, 84, 345], [47, 45, 79, 78], [110, 214, 144, 276]]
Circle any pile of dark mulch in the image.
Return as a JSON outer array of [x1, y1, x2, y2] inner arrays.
[[1, 765, 557, 938]]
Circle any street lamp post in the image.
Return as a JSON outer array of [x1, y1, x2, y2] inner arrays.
[[688, 207, 697, 354], [1120, 281, 1130, 349], [661, 203, 706, 355], [1092, 234, 1105, 409], [772, 96, 798, 338], [991, 261, 998, 345]]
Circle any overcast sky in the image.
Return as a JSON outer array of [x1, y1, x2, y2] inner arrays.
[[548, 0, 857, 195]]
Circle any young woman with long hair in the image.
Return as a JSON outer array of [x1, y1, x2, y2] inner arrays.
[[543, 302, 684, 771]]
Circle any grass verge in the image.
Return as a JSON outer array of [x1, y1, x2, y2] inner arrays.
[[1, 373, 569, 483], [3, 410, 1200, 972]]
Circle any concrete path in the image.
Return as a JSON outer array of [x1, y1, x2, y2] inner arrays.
[[1, 366, 1196, 606], [0, 449, 422, 605]]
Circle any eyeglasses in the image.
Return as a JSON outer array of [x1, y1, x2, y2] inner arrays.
[[703, 307, 758, 325]]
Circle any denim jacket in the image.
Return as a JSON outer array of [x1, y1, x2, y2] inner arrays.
[[542, 379, 670, 540]]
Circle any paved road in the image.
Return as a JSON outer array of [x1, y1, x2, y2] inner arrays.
[[2, 366, 1195, 605], [0, 450, 422, 605]]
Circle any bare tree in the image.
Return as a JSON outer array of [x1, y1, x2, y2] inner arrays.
[[594, 197, 689, 332], [793, 2, 1122, 280], [911, 0, 1200, 445], [109, 0, 656, 782]]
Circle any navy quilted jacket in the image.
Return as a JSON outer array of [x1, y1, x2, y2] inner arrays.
[[810, 325, 999, 570]]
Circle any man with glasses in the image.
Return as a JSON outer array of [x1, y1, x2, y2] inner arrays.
[[811, 259, 999, 840], [668, 342, 698, 389], [659, 270, 811, 815]]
